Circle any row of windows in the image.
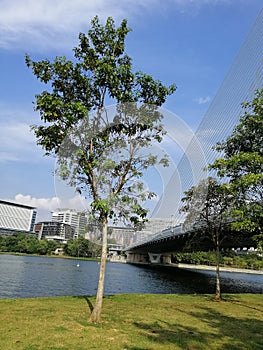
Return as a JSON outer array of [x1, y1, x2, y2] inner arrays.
[[52, 211, 87, 234], [0, 204, 33, 220], [0, 216, 30, 231], [37, 222, 75, 240], [0, 204, 36, 231]]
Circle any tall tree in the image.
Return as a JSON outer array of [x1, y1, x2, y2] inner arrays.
[[181, 177, 234, 300], [26, 16, 175, 322], [211, 89, 263, 250]]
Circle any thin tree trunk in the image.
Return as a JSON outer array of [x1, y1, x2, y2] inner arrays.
[[90, 216, 108, 322], [215, 243, 221, 301]]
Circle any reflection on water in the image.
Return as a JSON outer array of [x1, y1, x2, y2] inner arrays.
[[0, 254, 262, 298]]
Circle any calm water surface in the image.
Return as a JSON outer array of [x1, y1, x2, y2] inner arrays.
[[0, 254, 262, 298]]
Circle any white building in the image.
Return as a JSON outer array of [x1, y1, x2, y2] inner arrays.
[[34, 221, 75, 244], [51, 209, 87, 238], [0, 200, 37, 235]]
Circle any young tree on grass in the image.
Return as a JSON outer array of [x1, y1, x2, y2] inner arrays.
[[26, 16, 175, 322], [211, 89, 263, 250], [181, 177, 234, 300]]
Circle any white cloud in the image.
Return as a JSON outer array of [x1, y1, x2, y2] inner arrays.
[[14, 193, 89, 212], [68, 195, 91, 212], [10, 194, 61, 221], [6, 193, 89, 221], [194, 96, 211, 105], [0, 0, 232, 50], [13, 194, 61, 211], [0, 120, 45, 163], [0, 0, 151, 50]]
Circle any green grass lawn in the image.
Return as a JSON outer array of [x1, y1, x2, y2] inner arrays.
[[0, 294, 262, 350]]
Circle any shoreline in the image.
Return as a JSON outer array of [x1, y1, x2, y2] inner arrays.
[[126, 260, 263, 274], [174, 262, 263, 275], [2, 252, 263, 274]]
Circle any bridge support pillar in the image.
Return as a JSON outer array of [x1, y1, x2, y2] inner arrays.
[[162, 254, 171, 264], [148, 253, 172, 264], [126, 252, 148, 264], [148, 252, 162, 264]]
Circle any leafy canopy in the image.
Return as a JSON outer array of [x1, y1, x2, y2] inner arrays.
[[26, 16, 176, 225], [181, 177, 234, 248], [180, 177, 236, 300], [211, 89, 263, 247]]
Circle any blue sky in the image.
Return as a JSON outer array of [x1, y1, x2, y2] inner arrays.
[[0, 0, 262, 221]]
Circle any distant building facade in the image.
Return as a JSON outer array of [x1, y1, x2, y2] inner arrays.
[[134, 218, 177, 243], [107, 218, 177, 247], [34, 221, 75, 244], [0, 200, 37, 236], [51, 209, 87, 238], [108, 226, 135, 247], [84, 223, 102, 241]]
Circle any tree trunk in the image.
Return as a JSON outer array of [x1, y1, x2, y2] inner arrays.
[[215, 243, 221, 301], [90, 216, 108, 322]]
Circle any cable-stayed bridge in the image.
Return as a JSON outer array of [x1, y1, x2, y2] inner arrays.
[[124, 8, 263, 264], [124, 224, 256, 264], [152, 7, 263, 220]]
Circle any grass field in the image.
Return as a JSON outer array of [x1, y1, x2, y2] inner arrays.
[[0, 294, 262, 350]]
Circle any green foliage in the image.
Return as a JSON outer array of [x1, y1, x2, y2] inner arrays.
[[181, 177, 237, 300], [26, 16, 176, 322], [0, 233, 59, 255], [173, 251, 263, 270], [211, 89, 263, 248], [26, 15, 175, 227], [46, 239, 60, 254], [181, 177, 234, 248], [173, 251, 217, 265], [64, 236, 101, 257], [0, 233, 100, 258]]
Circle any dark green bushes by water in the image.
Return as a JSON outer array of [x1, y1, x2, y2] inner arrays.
[[173, 251, 263, 270], [0, 233, 58, 255], [0, 233, 100, 258]]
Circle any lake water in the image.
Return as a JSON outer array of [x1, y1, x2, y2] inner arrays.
[[0, 254, 262, 298]]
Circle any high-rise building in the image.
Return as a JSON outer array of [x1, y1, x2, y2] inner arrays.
[[34, 221, 75, 243], [0, 200, 37, 236], [51, 209, 87, 238]]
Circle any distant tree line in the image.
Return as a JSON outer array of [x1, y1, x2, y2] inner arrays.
[[0, 233, 101, 258], [64, 236, 101, 257], [0, 233, 58, 255]]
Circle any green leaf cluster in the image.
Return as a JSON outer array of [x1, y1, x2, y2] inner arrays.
[[27, 16, 176, 227], [0, 233, 59, 255], [63, 236, 101, 257], [27, 16, 177, 322], [211, 88, 263, 248], [181, 177, 234, 248], [173, 251, 263, 269]]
